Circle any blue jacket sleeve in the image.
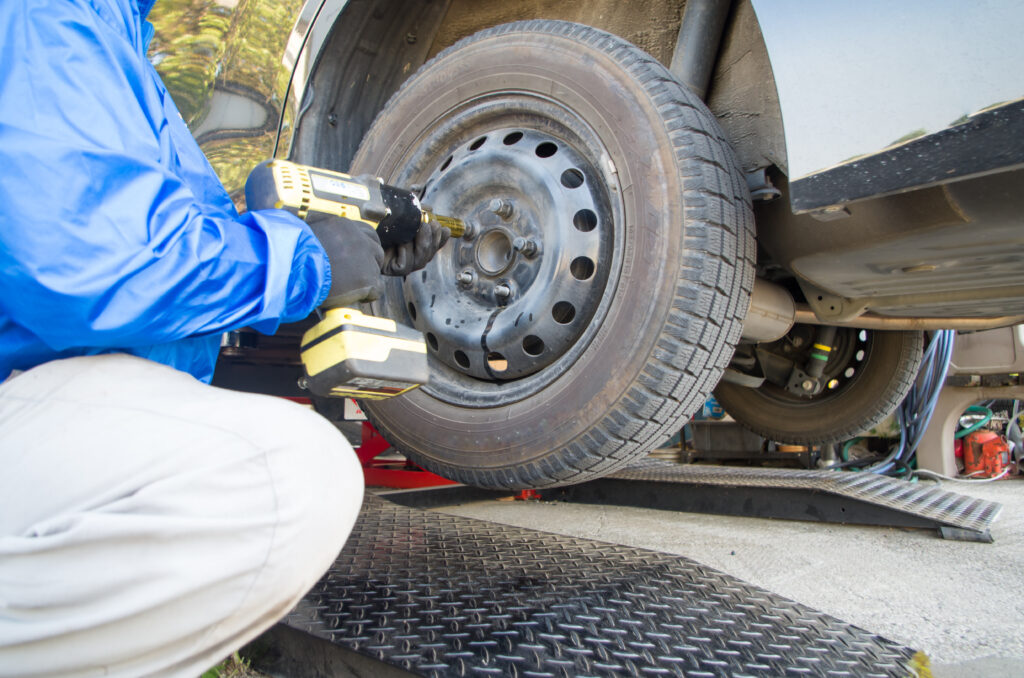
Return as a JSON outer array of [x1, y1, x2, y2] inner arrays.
[[0, 0, 330, 352]]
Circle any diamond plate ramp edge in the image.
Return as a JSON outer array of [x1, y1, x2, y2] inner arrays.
[[607, 460, 1002, 534], [280, 496, 928, 678]]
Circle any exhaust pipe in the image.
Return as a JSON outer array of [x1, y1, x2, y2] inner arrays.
[[740, 279, 1024, 342], [741, 279, 796, 342], [793, 307, 1024, 332]]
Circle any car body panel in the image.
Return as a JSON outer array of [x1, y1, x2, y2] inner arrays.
[[156, 0, 1024, 214], [751, 0, 1024, 211], [274, 0, 349, 159]]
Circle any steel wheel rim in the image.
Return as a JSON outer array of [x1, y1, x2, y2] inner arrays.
[[373, 93, 624, 407], [760, 327, 872, 404], [407, 126, 612, 381]]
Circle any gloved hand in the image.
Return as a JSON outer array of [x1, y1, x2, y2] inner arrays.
[[305, 214, 385, 308], [380, 219, 451, 277]]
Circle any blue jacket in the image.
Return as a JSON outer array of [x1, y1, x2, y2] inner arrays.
[[0, 0, 330, 383]]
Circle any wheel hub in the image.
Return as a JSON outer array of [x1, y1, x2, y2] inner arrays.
[[402, 128, 613, 381], [761, 327, 869, 400]]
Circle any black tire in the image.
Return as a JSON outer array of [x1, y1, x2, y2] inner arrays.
[[714, 329, 924, 444], [352, 21, 755, 489]]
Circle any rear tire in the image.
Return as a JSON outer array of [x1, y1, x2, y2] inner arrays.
[[353, 21, 755, 489], [714, 328, 923, 444]]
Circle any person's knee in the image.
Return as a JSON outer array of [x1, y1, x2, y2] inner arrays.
[[246, 400, 364, 588], [169, 388, 364, 571]]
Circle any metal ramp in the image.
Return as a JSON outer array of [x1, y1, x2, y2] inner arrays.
[[248, 495, 929, 678], [537, 460, 1003, 542]]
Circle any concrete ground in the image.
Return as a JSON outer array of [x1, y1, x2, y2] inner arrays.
[[432, 473, 1024, 678]]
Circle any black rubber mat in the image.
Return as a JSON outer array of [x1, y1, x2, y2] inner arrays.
[[283, 496, 924, 677]]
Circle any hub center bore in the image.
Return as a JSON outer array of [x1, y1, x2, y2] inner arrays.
[[475, 228, 516, 276]]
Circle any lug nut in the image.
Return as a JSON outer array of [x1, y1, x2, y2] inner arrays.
[[801, 380, 815, 391], [488, 198, 513, 219], [513, 237, 539, 258], [457, 270, 474, 286], [494, 284, 512, 299]]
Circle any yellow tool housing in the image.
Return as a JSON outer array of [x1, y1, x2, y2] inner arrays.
[[299, 308, 428, 400]]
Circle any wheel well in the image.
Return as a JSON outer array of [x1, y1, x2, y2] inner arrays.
[[290, 0, 785, 178], [288, 0, 450, 171]]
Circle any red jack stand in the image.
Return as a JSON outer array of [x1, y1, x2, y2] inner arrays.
[[356, 421, 459, 489]]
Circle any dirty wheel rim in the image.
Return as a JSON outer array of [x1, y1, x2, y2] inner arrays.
[[761, 327, 872, 404], [379, 94, 622, 407]]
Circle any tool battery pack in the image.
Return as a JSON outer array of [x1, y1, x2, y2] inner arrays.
[[300, 308, 428, 400]]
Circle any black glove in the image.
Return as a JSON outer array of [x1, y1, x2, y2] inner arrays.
[[380, 219, 451, 277], [305, 214, 385, 308]]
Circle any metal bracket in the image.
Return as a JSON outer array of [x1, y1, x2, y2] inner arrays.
[[798, 281, 867, 323], [785, 365, 823, 396], [939, 526, 994, 543], [721, 365, 766, 388], [809, 205, 852, 221], [746, 167, 782, 202]]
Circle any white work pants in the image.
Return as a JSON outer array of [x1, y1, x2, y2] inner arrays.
[[0, 354, 363, 677]]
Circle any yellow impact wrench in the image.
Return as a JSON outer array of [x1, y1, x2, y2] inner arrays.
[[245, 159, 466, 399]]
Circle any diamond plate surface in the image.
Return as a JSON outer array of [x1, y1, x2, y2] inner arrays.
[[284, 496, 919, 677], [610, 460, 1002, 533]]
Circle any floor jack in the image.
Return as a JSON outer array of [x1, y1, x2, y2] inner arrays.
[[354, 421, 458, 489]]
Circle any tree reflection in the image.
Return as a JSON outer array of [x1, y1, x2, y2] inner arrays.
[[148, 0, 304, 200]]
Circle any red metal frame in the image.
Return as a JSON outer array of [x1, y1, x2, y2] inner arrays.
[[277, 397, 456, 487], [356, 421, 459, 489]]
